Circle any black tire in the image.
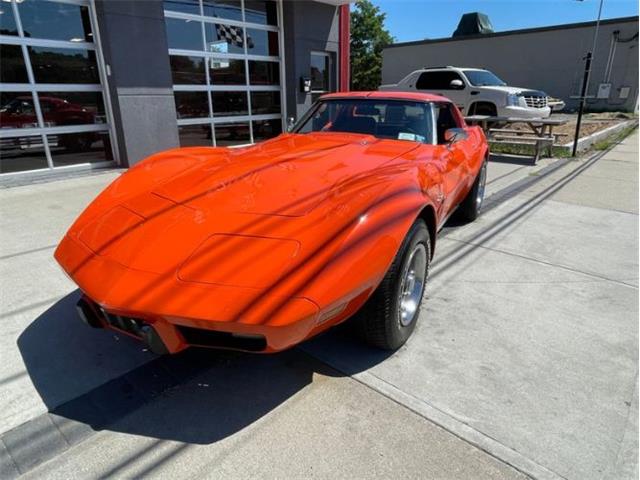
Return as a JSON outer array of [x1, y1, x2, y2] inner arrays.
[[458, 160, 488, 222], [357, 219, 430, 350]]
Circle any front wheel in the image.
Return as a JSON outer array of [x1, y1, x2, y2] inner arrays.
[[458, 160, 488, 222], [357, 219, 430, 350]]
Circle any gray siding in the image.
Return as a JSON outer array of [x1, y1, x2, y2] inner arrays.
[[382, 18, 639, 112], [282, 0, 340, 120], [95, 0, 179, 167]]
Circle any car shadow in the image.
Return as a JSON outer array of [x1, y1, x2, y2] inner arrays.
[[17, 290, 393, 445], [489, 153, 537, 166]]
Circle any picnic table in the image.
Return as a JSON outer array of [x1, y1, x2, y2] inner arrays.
[[464, 115, 568, 163]]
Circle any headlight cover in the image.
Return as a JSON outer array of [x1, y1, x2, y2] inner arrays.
[[506, 93, 521, 107]]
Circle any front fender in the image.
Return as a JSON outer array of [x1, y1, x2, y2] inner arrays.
[[297, 168, 438, 329]]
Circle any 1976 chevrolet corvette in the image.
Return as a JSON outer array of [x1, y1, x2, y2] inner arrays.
[[55, 92, 488, 354]]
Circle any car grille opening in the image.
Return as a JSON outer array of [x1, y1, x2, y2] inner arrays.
[[524, 96, 548, 108], [99, 308, 144, 338], [177, 325, 267, 352]]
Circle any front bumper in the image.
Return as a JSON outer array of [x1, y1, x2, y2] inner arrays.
[[56, 234, 320, 354], [499, 106, 551, 119]]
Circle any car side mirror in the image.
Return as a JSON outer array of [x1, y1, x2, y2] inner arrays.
[[449, 79, 464, 90], [287, 116, 296, 132], [444, 128, 468, 144]]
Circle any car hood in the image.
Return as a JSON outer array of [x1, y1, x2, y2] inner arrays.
[[481, 85, 548, 97], [153, 133, 416, 216], [74, 133, 420, 275]]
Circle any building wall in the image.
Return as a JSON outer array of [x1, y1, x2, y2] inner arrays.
[[282, 1, 340, 120], [382, 17, 639, 112], [95, 0, 179, 167]]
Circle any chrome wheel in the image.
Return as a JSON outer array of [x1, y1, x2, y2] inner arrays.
[[476, 162, 487, 209], [398, 243, 427, 327]]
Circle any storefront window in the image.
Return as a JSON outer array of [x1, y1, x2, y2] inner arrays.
[[18, 0, 93, 43], [249, 60, 279, 85], [165, 0, 283, 146], [178, 124, 213, 147], [212, 91, 248, 116], [244, 1, 278, 26], [170, 56, 207, 84], [174, 91, 209, 119], [0, 45, 28, 83], [0, 3, 18, 36], [29, 47, 99, 84], [0, 0, 114, 175]]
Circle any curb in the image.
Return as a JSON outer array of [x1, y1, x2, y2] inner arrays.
[[558, 119, 638, 154]]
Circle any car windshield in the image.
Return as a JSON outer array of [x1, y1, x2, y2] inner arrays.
[[463, 70, 507, 87], [293, 99, 434, 144]]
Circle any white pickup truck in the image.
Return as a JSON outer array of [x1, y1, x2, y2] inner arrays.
[[380, 66, 551, 119]]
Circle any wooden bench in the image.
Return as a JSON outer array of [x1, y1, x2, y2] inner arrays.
[[488, 134, 553, 163]]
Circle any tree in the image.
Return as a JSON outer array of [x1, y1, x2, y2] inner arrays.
[[350, 0, 394, 91]]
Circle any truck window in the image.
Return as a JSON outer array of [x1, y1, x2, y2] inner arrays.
[[416, 71, 464, 90]]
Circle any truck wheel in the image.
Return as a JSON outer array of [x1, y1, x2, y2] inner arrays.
[[357, 219, 430, 350], [471, 102, 497, 117], [458, 160, 488, 222]]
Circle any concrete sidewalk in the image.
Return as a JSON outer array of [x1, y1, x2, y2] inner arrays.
[[0, 134, 637, 479], [306, 131, 639, 479]]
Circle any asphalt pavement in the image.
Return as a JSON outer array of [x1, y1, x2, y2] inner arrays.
[[0, 134, 637, 479]]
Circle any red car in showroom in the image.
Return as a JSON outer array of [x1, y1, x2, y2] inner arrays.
[[55, 91, 489, 354]]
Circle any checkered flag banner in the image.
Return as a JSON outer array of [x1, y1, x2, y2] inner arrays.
[[215, 23, 254, 49]]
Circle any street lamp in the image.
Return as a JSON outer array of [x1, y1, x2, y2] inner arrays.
[[572, 0, 605, 157]]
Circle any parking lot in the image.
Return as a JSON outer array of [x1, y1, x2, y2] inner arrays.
[[0, 132, 638, 479]]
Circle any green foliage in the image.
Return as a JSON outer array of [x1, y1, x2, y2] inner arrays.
[[350, 0, 394, 91]]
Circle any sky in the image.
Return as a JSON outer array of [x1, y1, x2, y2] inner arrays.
[[370, 0, 639, 43]]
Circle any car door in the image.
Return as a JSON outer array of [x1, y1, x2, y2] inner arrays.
[[433, 102, 470, 218], [416, 71, 469, 114]]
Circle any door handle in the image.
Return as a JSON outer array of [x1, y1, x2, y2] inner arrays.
[[471, 91, 480, 95]]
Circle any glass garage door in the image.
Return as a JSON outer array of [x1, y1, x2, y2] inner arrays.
[[0, 0, 115, 175], [164, 0, 284, 147]]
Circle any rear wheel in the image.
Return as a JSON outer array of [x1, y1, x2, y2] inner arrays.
[[458, 160, 488, 222], [357, 219, 430, 350]]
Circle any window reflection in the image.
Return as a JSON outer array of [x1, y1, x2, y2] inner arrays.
[[212, 91, 248, 116], [310, 52, 331, 91], [249, 60, 279, 85], [0, 3, 18, 36], [164, 0, 201, 15], [179, 124, 213, 147], [0, 135, 49, 173], [0, 92, 38, 129], [205, 22, 245, 55], [18, 0, 92, 42], [174, 91, 209, 119], [252, 119, 281, 142], [29, 47, 99, 84], [0, 45, 28, 83], [246, 28, 279, 57], [250, 91, 280, 115], [170, 56, 206, 84], [166, 17, 203, 51], [38, 92, 106, 126], [209, 58, 246, 85], [48, 132, 113, 166], [244, 1, 278, 26], [215, 122, 250, 146], [202, 1, 242, 21]]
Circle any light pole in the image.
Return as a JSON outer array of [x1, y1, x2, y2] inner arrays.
[[572, 0, 605, 157]]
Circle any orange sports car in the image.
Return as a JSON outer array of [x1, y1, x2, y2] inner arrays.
[[55, 92, 488, 355]]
